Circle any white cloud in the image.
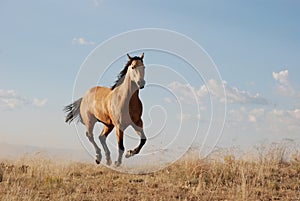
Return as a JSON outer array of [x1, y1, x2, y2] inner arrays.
[[72, 37, 95, 46], [266, 108, 300, 133], [272, 70, 289, 85], [269, 108, 300, 125], [0, 89, 27, 110], [0, 89, 47, 110], [167, 82, 200, 104], [248, 114, 257, 122], [227, 107, 300, 134], [222, 81, 267, 104], [33, 98, 48, 107], [167, 79, 268, 105], [247, 108, 266, 123], [272, 70, 299, 97]]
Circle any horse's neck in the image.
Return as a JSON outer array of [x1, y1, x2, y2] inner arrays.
[[117, 73, 139, 102], [111, 74, 139, 129]]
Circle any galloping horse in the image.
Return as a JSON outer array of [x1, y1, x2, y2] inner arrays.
[[64, 53, 146, 166]]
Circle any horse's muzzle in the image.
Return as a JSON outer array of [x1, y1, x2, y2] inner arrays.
[[138, 80, 145, 89]]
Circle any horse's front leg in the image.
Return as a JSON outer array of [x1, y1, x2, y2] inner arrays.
[[115, 128, 124, 167], [125, 120, 147, 158]]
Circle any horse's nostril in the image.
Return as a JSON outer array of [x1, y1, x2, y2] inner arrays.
[[138, 80, 145, 87]]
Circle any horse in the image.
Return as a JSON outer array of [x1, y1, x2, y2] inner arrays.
[[64, 53, 146, 166]]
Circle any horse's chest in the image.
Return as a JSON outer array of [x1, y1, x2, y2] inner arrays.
[[111, 92, 141, 129], [111, 98, 131, 127]]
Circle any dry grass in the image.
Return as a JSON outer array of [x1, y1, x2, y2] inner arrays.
[[1, 147, 300, 201]]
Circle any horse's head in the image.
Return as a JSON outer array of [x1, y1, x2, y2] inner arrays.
[[127, 53, 145, 89]]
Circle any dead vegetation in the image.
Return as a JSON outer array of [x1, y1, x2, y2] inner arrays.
[[1, 145, 300, 201]]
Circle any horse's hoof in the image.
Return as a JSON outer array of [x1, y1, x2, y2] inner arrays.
[[106, 159, 112, 166], [95, 155, 101, 164], [114, 161, 121, 167], [125, 150, 134, 158]]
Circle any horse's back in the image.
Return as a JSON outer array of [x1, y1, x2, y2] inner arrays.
[[81, 86, 113, 126]]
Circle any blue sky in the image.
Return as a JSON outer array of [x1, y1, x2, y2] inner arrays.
[[1, 1, 300, 157]]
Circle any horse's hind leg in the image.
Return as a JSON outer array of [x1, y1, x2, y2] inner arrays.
[[126, 120, 147, 158], [99, 125, 114, 166], [86, 120, 102, 164]]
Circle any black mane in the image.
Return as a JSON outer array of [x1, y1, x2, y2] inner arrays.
[[111, 56, 143, 90]]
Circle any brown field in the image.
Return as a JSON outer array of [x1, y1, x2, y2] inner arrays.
[[1, 146, 300, 201]]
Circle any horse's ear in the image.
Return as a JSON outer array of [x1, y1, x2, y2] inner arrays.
[[140, 52, 144, 60], [127, 54, 132, 60]]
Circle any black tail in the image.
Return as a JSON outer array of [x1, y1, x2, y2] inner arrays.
[[64, 98, 83, 124]]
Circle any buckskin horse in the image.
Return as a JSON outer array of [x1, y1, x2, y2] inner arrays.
[[64, 53, 146, 166]]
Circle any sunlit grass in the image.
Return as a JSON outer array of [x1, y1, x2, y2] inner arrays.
[[1, 144, 300, 201]]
